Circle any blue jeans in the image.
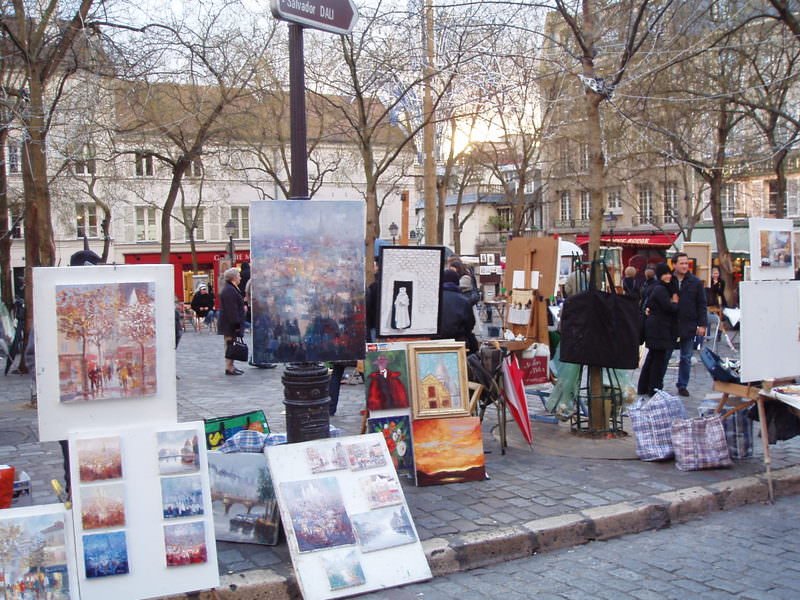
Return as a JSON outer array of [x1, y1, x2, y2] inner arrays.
[[668, 336, 694, 390]]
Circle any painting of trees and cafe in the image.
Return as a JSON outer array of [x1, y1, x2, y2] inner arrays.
[[56, 282, 157, 402]]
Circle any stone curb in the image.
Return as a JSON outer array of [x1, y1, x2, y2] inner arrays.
[[164, 467, 799, 599]]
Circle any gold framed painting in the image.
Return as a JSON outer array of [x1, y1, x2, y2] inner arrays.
[[407, 342, 470, 420]]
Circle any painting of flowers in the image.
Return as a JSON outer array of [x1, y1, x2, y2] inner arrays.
[[411, 416, 485, 486], [367, 416, 414, 478]]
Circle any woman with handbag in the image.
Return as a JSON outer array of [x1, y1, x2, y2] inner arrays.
[[637, 263, 679, 396], [219, 267, 247, 376]]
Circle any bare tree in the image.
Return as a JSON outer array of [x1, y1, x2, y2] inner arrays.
[[113, 2, 278, 263], [0, 0, 105, 371]]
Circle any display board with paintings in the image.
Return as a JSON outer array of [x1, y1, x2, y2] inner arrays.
[[33, 265, 177, 442], [266, 434, 431, 600], [748, 218, 795, 281], [0, 503, 78, 598], [69, 422, 218, 600], [207, 451, 280, 545], [378, 246, 445, 338], [249, 200, 366, 364]]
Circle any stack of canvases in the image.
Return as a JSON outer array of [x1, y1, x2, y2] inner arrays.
[[365, 341, 486, 487]]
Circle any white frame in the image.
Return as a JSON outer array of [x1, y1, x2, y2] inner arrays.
[[34, 265, 177, 442], [378, 246, 444, 337], [266, 434, 431, 600], [748, 218, 794, 281], [739, 280, 800, 383], [70, 421, 218, 600]]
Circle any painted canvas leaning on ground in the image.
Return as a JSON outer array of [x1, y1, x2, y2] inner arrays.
[[207, 451, 280, 545], [250, 200, 366, 364], [55, 281, 157, 403], [0, 505, 74, 597]]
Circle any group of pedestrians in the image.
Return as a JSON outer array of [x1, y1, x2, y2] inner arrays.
[[636, 252, 708, 398]]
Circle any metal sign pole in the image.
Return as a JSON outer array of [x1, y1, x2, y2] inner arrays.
[[288, 23, 309, 200]]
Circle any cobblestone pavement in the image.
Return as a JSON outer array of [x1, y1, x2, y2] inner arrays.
[[359, 493, 800, 600], [1, 326, 799, 589]]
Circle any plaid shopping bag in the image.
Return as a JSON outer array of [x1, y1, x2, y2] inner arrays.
[[671, 414, 733, 471], [698, 402, 754, 459], [629, 390, 688, 461]]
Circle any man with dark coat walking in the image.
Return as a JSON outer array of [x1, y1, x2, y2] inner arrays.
[[668, 252, 707, 396], [438, 270, 479, 353]]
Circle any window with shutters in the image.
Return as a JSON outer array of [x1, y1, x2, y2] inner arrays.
[[720, 183, 737, 219], [580, 191, 591, 220], [76, 204, 99, 238], [135, 152, 154, 177], [185, 208, 205, 240], [135, 206, 157, 241], [663, 181, 678, 223], [7, 143, 20, 174], [559, 190, 572, 221], [74, 144, 97, 175], [638, 184, 654, 223], [230, 206, 249, 239]]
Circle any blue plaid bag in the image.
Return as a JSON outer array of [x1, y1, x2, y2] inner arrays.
[[698, 402, 753, 459], [629, 390, 688, 461], [672, 414, 733, 471]]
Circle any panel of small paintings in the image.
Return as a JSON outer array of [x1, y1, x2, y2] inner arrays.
[[266, 433, 431, 600]]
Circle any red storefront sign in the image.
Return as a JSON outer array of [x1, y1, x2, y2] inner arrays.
[[574, 233, 677, 247], [124, 249, 250, 300]]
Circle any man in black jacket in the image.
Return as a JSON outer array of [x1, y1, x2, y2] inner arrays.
[[438, 270, 479, 353], [668, 252, 707, 396]]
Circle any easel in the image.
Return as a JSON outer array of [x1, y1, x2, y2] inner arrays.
[[712, 378, 795, 503], [503, 237, 559, 346]]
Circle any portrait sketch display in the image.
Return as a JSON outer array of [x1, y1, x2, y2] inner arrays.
[[250, 200, 366, 364], [267, 433, 431, 600], [364, 349, 410, 411], [0, 504, 77, 598], [412, 416, 486, 486], [34, 265, 177, 442], [749, 218, 795, 281], [208, 451, 280, 545], [378, 246, 444, 337], [407, 342, 470, 420], [55, 281, 156, 403]]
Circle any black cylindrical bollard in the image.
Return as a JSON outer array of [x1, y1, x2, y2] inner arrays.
[[282, 362, 331, 443]]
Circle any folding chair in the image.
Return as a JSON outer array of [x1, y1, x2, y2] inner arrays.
[[703, 311, 721, 353]]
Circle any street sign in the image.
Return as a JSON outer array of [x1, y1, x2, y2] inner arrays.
[[270, 0, 358, 35]]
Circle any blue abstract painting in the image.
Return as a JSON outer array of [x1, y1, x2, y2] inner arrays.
[[250, 200, 366, 363]]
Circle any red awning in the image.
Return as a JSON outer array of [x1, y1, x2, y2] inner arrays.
[[574, 233, 677, 248]]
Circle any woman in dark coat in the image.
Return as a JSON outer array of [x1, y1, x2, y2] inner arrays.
[[218, 267, 245, 375], [637, 263, 679, 396]]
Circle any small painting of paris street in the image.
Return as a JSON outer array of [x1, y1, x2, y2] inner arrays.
[[56, 281, 157, 403]]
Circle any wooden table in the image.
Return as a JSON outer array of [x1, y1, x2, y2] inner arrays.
[[713, 379, 796, 502]]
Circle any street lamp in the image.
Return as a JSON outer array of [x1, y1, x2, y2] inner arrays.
[[388, 222, 399, 245], [224, 219, 236, 264]]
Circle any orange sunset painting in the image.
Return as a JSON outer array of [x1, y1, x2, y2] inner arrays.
[[411, 416, 485, 486]]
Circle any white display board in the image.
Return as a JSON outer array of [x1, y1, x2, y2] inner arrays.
[[748, 218, 795, 281], [70, 421, 218, 600], [740, 280, 800, 383], [266, 434, 431, 600], [34, 265, 177, 441]]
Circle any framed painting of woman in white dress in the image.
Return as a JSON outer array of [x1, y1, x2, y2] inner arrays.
[[378, 246, 444, 338]]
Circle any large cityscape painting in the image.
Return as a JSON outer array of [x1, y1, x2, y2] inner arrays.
[[250, 201, 366, 363]]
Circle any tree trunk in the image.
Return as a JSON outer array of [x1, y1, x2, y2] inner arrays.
[[365, 181, 379, 284], [422, 1, 437, 245], [159, 160, 190, 263], [772, 146, 788, 219], [100, 208, 111, 263], [20, 75, 57, 373], [709, 105, 735, 304], [0, 133, 12, 311]]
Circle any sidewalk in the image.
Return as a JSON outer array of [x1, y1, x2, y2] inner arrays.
[[2, 329, 799, 599]]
